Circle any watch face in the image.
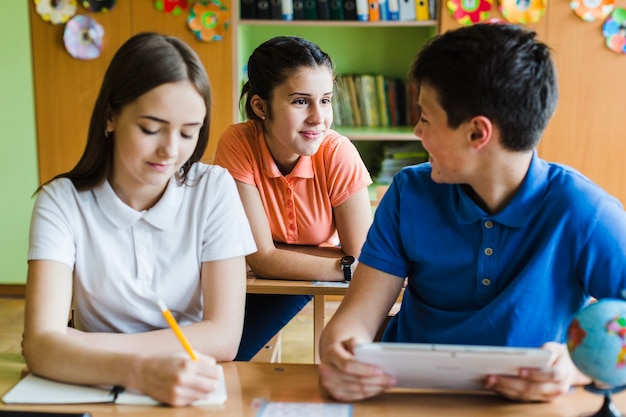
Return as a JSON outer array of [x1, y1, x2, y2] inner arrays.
[[341, 255, 355, 266]]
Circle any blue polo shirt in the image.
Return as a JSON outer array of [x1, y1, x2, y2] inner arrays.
[[361, 153, 626, 347]]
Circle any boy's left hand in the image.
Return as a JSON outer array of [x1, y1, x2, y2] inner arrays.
[[485, 342, 591, 402]]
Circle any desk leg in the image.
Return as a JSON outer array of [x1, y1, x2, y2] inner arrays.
[[313, 295, 324, 364]]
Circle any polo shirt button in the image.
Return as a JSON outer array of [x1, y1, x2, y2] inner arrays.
[[287, 201, 293, 207], [482, 278, 491, 286], [484, 247, 493, 256], [289, 224, 296, 230], [484, 220, 493, 229], [288, 212, 294, 218]]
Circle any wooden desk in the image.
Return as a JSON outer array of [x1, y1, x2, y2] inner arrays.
[[1, 354, 624, 416], [246, 274, 349, 363]]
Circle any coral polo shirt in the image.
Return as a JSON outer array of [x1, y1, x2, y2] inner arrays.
[[214, 121, 372, 246]]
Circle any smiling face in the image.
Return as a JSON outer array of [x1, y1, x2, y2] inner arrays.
[[258, 66, 334, 174], [414, 83, 474, 184], [106, 80, 206, 209]]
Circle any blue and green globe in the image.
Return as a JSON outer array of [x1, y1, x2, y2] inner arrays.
[[568, 299, 626, 388]]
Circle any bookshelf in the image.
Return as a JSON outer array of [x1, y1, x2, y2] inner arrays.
[[230, 12, 438, 142]]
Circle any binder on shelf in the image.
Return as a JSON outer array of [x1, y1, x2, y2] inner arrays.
[[270, 0, 283, 19], [293, 0, 305, 18], [241, 0, 257, 18], [330, 0, 345, 19], [378, 0, 389, 20], [343, 0, 358, 19], [303, 0, 318, 19], [356, 0, 369, 20], [398, 0, 416, 20], [415, 0, 429, 20], [317, 0, 331, 19], [428, 0, 436, 19], [282, 0, 294, 19], [387, 0, 400, 20], [256, 0, 271, 19], [367, 0, 380, 21]]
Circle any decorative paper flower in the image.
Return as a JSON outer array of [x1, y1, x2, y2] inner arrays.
[[447, 0, 493, 25], [155, 0, 189, 15], [498, 0, 546, 24], [187, 0, 230, 42], [35, 0, 78, 24], [570, 0, 614, 22], [81, 0, 117, 12], [63, 15, 104, 60], [602, 7, 626, 54]]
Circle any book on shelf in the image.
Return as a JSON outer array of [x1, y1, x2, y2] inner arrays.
[[356, 0, 369, 20], [343, 0, 358, 19], [303, 0, 318, 19], [398, 0, 416, 20], [293, 0, 305, 18], [378, 0, 389, 20], [387, 0, 400, 20], [256, 0, 271, 18], [428, 0, 436, 19], [343, 74, 363, 127], [317, 0, 331, 19], [282, 0, 294, 19], [241, 0, 257, 18], [333, 74, 414, 129], [334, 75, 354, 126], [2, 366, 227, 406], [358, 74, 380, 128], [367, 0, 381, 21], [377, 142, 428, 184], [270, 0, 283, 18], [330, 0, 345, 19], [415, 0, 429, 20], [375, 74, 390, 128]]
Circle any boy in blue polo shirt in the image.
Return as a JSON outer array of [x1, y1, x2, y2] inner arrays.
[[319, 23, 626, 402]]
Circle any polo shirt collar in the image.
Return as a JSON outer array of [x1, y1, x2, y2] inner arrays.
[[95, 178, 182, 230], [457, 151, 549, 227], [259, 131, 314, 179]]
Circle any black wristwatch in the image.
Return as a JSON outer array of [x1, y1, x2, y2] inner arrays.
[[340, 255, 356, 281]]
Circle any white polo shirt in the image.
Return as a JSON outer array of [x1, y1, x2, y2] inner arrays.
[[28, 163, 256, 333]]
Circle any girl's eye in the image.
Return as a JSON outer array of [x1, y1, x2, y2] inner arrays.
[[140, 126, 158, 135], [181, 132, 194, 139], [293, 98, 307, 105], [321, 97, 332, 105]]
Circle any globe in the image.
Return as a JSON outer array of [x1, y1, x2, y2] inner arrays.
[[568, 298, 626, 388]]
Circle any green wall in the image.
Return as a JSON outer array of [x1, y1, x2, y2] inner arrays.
[[0, 1, 38, 284]]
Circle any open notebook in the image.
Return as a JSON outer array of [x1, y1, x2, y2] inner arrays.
[[2, 365, 226, 405]]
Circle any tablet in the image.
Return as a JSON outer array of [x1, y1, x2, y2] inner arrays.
[[353, 342, 553, 392]]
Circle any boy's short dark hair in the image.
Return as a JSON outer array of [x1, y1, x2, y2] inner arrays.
[[411, 23, 558, 151]]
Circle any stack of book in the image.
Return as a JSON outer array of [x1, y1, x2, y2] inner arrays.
[[333, 74, 419, 129], [376, 142, 428, 184], [240, 0, 436, 21]]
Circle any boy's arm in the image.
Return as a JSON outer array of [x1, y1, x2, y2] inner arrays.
[[319, 263, 404, 401]]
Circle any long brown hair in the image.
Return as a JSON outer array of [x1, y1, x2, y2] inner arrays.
[[40, 32, 212, 191]]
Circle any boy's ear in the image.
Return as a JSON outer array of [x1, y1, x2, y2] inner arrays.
[[250, 95, 267, 120], [468, 116, 492, 149]]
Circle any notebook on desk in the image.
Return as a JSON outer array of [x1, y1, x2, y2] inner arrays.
[[2, 365, 227, 405], [354, 342, 553, 392]]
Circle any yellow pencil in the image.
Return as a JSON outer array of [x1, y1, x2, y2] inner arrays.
[[157, 299, 198, 361]]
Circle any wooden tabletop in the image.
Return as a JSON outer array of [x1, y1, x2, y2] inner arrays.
[[1, 354, 625, 416], [246, 274, 349, 296]]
